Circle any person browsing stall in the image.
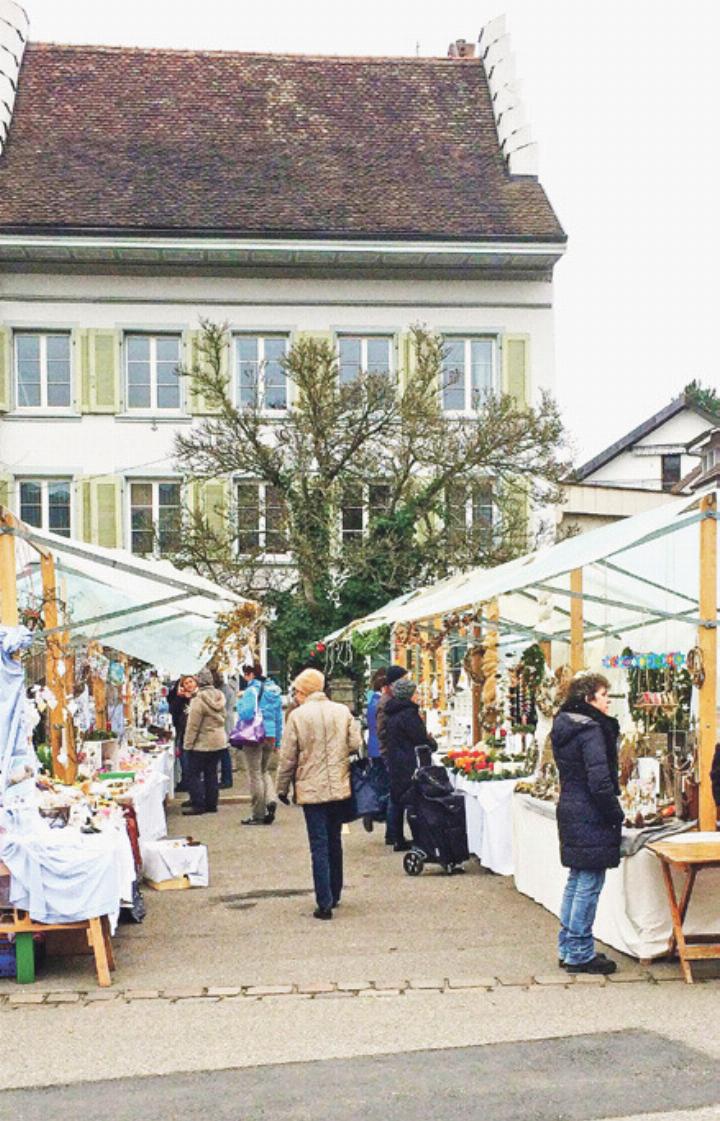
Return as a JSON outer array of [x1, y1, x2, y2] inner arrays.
[[182, 668, 227, 816], [235, 662, 284, 826], [551, 672, 623, 975]]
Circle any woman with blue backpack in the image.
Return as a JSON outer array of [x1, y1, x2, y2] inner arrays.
[[233, 662, 284, 826]]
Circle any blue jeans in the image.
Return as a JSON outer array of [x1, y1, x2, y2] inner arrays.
[[219, 747, 233, 787], [558, 868, 606, 965], [302, 801, 346, 911]]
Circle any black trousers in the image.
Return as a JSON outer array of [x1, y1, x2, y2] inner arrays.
[[187, 749, 222, 811]]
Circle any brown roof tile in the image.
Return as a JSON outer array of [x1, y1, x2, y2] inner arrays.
[[0, 43, 566, 241]]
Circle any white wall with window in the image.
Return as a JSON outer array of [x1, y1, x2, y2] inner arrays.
[[15, 332, 72, 410], [337, 335, 393, 384], [128, 480, 182, 555], [237, 481, 287, 554], [441, 336, 497, 412], [125, 334, 182, 411], [17, 477, 72, 536], [235, 336, 288, 411]]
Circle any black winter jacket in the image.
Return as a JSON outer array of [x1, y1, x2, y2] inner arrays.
[[384, 697, 436, 804], [551, 702, 624, 871]]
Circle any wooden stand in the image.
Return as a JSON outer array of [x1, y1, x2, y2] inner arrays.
[[649, 838, 720, 983], [0, 859, 114, 986]]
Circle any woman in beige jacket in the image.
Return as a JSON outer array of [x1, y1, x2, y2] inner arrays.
[[277, 668, 362, 919], [182, 667, 228, 816]]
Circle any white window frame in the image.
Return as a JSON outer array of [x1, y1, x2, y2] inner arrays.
[[17, 477, 73, 537], [337, 334, 394, 384], [124, 333, 183, 414], [234, 335, 289, 413], [445, 480, 496, 541], [127, 478, 183, 557], [340, 482, 392, 544], [14, 331, 73, 413], [236, 481, 289, 558], [441, 335, 498, 414]]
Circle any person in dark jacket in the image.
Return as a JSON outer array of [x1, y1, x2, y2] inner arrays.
[[551, 672, 623, 975], [384, 676, 436, 852], [377, 664, 408, 846], [167, 674, 198, 793], [362, 669, 391, 838]]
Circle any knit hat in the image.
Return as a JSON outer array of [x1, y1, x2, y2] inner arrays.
[[196, 668, 213, 688], [385, 664, 408, 687], [391, 676, 417, 701]]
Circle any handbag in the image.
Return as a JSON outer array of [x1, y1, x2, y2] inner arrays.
[[346, 758, 383, 821], [229, 683, 266, 747]]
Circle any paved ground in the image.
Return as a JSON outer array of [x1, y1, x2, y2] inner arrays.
[[3, 1030, 720, 1121], [2, 777, 720, 1118]]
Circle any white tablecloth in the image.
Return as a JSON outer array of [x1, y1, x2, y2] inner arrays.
[[127, 768, 169, 843], [447, 773, 524, 876], [1, 823, 134, 931], [140, 838, 209, 887], [512, 794, 720, 960]]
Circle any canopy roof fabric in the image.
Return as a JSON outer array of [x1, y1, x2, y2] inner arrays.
[[10, 522, 256, 676], [327, 492, 717, 659]]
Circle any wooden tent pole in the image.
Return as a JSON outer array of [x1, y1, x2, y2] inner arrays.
[[471, 611, 483, 746], [0, 513, 18, 626], [40, 553, 66, 782], [570, 568, 584, 674], [698, 493, 717, 832]]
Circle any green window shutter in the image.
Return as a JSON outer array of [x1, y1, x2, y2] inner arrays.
[[88, 329, 120, 413], [91, 477, 122, 548], [0, 474, 12, 512], [397, 331, 418, 394], [183, 329, 227, 415], [79, 479, 93, 541], [74, 329, 91, 413], [0, 327, 10, 412], [202, 479, 229, 537], [502, 335, 530, 407]]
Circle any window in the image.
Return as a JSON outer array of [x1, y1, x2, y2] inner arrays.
[[341, 483, 391, 544], [18, 479, 72, 537], [338, 336, 392, 384], [445, 481, 494, 547], [126, 335, 181, 411], [15, 332, 72, 410], [661, 453, 682, 491], [441, 337, 496, 412], [129, 481, 182, 555], [236, 336, 288, 411], [237, 483, 287, 553]]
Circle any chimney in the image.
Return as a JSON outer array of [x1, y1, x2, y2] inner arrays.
[[447, 38, 476, 59], [0, 0, 29, 156]]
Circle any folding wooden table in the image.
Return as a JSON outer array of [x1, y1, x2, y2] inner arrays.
[[649, 836, 720, 984]]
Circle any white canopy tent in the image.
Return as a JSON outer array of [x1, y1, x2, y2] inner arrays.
[[5, 518, 257, 676], [326, 491, 714, 662]]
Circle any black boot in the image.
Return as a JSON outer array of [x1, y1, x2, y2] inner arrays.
[[313, 907, 333, 920]]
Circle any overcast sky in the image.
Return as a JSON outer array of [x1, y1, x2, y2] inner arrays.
[[19, 0, 719, 466]]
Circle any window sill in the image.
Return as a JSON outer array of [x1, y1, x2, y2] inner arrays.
[[3, 411, 82, 422], [115, 413, 193, 425]]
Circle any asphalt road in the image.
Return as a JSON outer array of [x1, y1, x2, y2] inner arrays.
[[2, 1030, 719, 1121]]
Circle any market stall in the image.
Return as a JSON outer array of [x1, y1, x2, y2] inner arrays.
[[327, 492, 720, 972], [0, 505, 259, 983]]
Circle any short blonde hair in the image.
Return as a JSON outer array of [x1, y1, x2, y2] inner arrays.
[[293, 668, 325, 697]]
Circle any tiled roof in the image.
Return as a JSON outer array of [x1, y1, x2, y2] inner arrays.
[[0, 44, 566, 241]]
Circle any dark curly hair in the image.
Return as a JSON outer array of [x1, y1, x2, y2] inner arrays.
[[565, 672, 610, 706]]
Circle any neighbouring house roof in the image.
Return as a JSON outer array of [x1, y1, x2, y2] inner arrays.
[[0, 43, 566, 241], [573, 394, 720, 482]]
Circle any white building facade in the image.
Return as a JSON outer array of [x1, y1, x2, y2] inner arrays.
[[0, 12, 566, 591]]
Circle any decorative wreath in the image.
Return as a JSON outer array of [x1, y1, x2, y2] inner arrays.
[[463, 644, 486, 685]]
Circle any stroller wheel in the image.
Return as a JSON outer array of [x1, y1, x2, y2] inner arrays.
[[403, 850, 424, 876]]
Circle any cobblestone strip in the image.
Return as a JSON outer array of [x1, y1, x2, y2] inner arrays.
[[0, 970, 707, 1008]]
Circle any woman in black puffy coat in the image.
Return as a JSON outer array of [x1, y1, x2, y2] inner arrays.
[[551, 672, 624, 976], [384, 676, 436, 852]]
